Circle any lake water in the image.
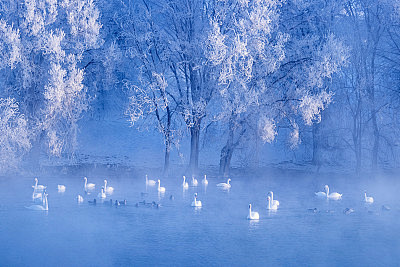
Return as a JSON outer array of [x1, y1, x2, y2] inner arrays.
[[0, 169, 399, 266]]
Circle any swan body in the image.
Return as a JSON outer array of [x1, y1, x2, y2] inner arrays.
[[325, 185, 342, 200], [32, 190, 42, 201], [77, 195, 84, 203], [364, 192, 374, 203], [84, 177, 95, 190], [315, 191, 327, 197], [191, 193, 202, 207], [191, 176, 198, 186], [27, 192, 48, 211], [217, 178, 231, 189], [343, 208, 355, 215], [315, 185, 328, 197], [57, 185, 66, 192], [268, 191, 280, 206], [146, 175, 156, 186], [182, 176, 189, 189], [103, 180, 114, 194], [32, 178, 46, 191], [202, 175, 208, 185], [157, 179, 166, 193], [247, 204, 259, 220], [98, 188, 106, 199], [267, 196, 278, 210]]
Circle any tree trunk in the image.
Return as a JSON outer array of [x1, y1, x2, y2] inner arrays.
[[189, 123, 200, 175], [219, 143, 234, 177], [164, 144, 170, 176], [312, 123, 321, 166], [371, 111, 379, 170]]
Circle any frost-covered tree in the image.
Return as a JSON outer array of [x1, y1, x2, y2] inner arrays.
[[0, 98, 30, 170], [207, 0, 349, 175], [0, 0, 102, 157], [121, 0, 218, 174], [338, 0, 395, 171]]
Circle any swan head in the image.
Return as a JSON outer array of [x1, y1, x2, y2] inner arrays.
[[34, 178, 38, 182], [248, 204, 252, 209], [194, 193, 198, 198], [84, 177, 87, 181], [104, 179, 107, 184], [158, 179, 161, 183], [227, 178, 231, 183], [183, 176, 186, 181], [324, 185, 329, 190]]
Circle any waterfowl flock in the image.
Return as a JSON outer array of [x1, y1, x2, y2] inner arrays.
[[26, 175, 387, 221]]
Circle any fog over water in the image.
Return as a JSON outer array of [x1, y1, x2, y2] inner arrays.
[[1, 167, 399, 266]]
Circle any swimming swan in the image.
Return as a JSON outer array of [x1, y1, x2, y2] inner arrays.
[[202, 175, 208, 185], [191, 193, 202, 207], [57, 185, 66, 192], [84, 177, 95, 191], [364, 192, 374, 203], [77, 195, 84, 203], [247, 204, 259, 220], [32, 189, 42, 201], [268, 191, 280, 206], [98, 188, 106, 199], [326, 185, 342, 200], [267, 196, 278, 210], [103, 180, 114, 194], [32, 178, 46, 191], [146, 175, 156, 186], [217, 178, 231, 189], [182, 176, 189, 189], [315, 185, 328, 197], [191, 176, 198, 186], [26, 192, 48, 211], [157, 179, 166, 193]]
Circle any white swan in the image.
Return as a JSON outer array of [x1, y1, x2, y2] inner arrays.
[[191, 193, 202, 207], [26, 192, 48, 211], [326, 185, 342, 200], [268, 191, 280, 206], [103, 179, 114, 194], [57, 185, 66, 192], [77, 195, 84, 203], [157, 179, 166, 193], [315, 185, 328, 197], [84, 177, 95, 191], [98, 188, 106, 199], [267, 196, 278, 210], [364, 192, 374, 203], [191, 176, 198, 186], [32, 186, 42, 201], [217, 178, 231, 189], [32, 178, 46, 191], [146, 175, 156, 186], [202, 175, 208, 185], [182, 176, 189, 189], [247, 204, 259, 220], [32, 191, 42, 201]]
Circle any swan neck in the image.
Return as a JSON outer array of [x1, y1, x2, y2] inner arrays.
[[44, 195, 48, 210]]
